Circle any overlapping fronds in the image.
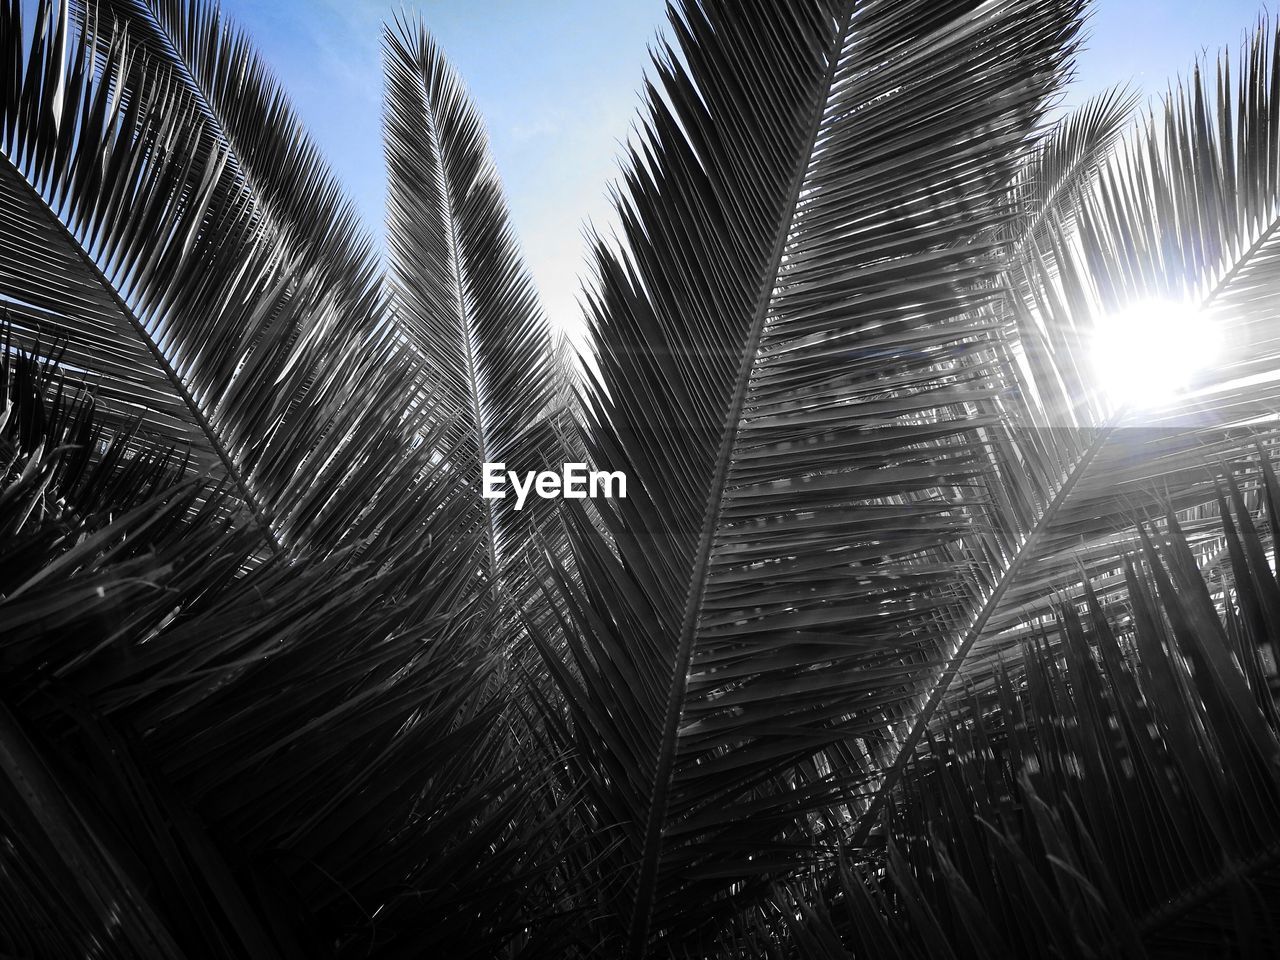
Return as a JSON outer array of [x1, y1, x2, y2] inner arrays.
[[88, 0, 384, 321], [536, 0, 1087, 952], [6, 1, 1280, 957], [0, 0, 431, 555], [1010, 83, 1140, 252], [759, 468, 1280, 958], [0, 315, 554, 959], [854, 17, 1280, 844]]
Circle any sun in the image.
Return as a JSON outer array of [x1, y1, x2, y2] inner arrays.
[[1091, 298, 1221, 408]]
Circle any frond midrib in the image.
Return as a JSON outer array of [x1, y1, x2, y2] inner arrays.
[[846, 420, 1116, 850], [110, 0, 374, 277], [850, 188, 1280, 853], [626, 5, 857, 952], [409, 57, 501, 582], [0, 150, 282, 553]]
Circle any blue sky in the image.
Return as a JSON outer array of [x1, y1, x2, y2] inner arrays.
[[221, 0, 1275, 335]]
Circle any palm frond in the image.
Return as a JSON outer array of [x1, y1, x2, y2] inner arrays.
[[87, 0, 383, 320], [537, 0, 1085, 951], [1013, 83, 1140, 253], [0, 0, 432, 555], [384, 17, 557, 586], [758, 469, 1280, 958], [0, 310, 554, 958], [855, 17, 1280, 848], [7, 2, 1280, 958]]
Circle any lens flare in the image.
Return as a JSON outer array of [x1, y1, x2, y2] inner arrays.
[[1091, 298, 1220, 407]]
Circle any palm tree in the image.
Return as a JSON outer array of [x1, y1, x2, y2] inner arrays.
[[2, 0, 1280, 957]]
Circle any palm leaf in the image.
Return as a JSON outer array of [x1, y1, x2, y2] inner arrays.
[[537, 0, 1085, 951], [0, 0, 431, 555], [760, 470, 1280, 958], [1012, 83, 1140, 253], [853, 18, 1280, 848], [0, 311, 555, 957], [383, 16, 558, 587], [7, 1, 1280, 957], [88, 0, 384, 321]]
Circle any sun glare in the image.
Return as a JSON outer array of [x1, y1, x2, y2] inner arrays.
[[1091, 298, 1221, 408]]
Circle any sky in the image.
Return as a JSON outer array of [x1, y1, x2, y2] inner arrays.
[[219, 0, 1276, 338]]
